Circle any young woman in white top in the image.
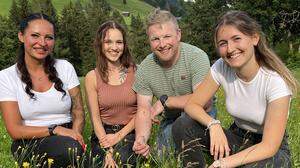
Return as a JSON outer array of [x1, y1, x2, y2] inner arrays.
[[0, 13, 85, 167], [172, 10, 298, 168]]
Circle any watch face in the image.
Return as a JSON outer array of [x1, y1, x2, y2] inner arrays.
[[160, 95, 168, 102], [49, 124, 56, 129]]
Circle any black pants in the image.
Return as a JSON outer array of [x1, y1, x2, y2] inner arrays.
[[172, 113, 291, 168], [91, 124, 136, 167], [11, 123, 84, 168]]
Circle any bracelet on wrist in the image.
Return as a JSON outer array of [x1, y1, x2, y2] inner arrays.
[[213, 158, 226, 168], [207, 119, 221, 130], [105, 147, 114, 155]]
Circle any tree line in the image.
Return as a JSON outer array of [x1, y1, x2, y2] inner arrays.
[[0, 0, 149, 76], [0, 0, 299, 76]]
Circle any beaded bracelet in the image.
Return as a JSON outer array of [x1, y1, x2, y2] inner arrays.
[[207, 119, 221, 130], [212, 158, 226, 168]]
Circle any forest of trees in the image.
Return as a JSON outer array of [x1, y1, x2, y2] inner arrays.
[[0, 0, 299, 76]]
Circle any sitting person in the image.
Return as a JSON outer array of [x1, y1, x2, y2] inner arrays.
[[0, 13, 85, 167], [173, 10, 298, 168], [85, 21, 137, 167], [132, 8, 217, 158]]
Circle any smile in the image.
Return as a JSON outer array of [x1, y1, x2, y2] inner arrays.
[[227, 52, 241, 59], [34, 48, 48, 53], [158, 47, 171, 54]]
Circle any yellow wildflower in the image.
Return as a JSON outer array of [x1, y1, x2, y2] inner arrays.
[[22, 162, 30, 168], [48, 158, 54, 168]]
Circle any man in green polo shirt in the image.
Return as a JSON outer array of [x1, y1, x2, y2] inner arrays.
[[132, 8, 217, 157]]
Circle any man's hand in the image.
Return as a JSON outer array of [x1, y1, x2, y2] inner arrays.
[[132, 136, 150, 157]]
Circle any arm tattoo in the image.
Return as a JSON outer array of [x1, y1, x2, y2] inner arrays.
[[71, 90, 83, 111], [119, 67, 128, 83], [70, 88, 85, 132]]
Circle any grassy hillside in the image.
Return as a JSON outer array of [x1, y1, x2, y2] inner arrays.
[[0, 0, 154, 17], [109, 0, 153, 18]]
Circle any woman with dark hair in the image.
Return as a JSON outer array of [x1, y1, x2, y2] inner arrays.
[[0, 13, 85, 167], [85, 21, 137, 167], [173, 11, 299, 168]]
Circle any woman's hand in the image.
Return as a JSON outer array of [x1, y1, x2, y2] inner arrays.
[[209, 124, 230, 160], [104, 152, 118, 168], [100, 133, 122, 148], [53, 126, 85, 146]]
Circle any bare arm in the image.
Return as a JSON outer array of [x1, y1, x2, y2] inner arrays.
[[69, 86, 85, 134], [117, 116, 135, 139], [185, 72, 219, 129], [165, 94, 192, 109], [84, 70, 107, 140], [217, 96, 290, 167], [1, 89, 85, 144], [132, 94, 152, 156], [0, 101, 50, 139], [135, 94, 153, 141], [185, 72, 230, 160], [159, 80, 212, 112]]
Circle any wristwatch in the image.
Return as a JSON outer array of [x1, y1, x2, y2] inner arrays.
[[48, 124, 58, 136], [159, 95, 168, 109]]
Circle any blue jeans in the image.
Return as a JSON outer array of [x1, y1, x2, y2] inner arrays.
[[156, 105, 217, 153]]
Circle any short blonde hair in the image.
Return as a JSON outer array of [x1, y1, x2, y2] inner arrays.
[[146, 8, 179, 31]]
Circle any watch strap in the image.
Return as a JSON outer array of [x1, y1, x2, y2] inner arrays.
[[159, 95, 168, 109], [48, 124, 58, 136]]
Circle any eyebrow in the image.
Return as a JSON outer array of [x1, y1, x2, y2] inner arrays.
[[217, 34, 241, 43]]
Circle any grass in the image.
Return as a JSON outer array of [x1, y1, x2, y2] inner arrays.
[[108, 0, 153, 18], [0, 69, 299, 167], [0, 0, 154, 18], [0, 0, 78, 16], [108, 0, 154, 25], [0, 0, 154, 28]]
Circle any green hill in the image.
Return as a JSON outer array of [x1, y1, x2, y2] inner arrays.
[[0, 0, 154, 17]]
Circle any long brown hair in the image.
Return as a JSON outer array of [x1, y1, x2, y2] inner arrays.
[[214, 10, 298, 95], [94, 21, 135, 83]]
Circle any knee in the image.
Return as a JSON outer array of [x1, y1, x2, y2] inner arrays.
[[172, 115, 193, 148], [172, 114, 197, 138], [51, 136, 84, 160]]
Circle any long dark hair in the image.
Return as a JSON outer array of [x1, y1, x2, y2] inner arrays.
[[94, 21, 135, 83], [214, 10, 298, 94], [17, 13, 66, 99]]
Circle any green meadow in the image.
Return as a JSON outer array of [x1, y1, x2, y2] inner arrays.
[[0, 0, 153, 17], [0, 70, 299, 167], [0, 0, 299, 167]]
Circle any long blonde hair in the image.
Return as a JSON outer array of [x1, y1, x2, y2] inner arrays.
[[214, 10, 299, 95]]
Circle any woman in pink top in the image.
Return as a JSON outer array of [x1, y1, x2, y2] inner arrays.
[[85, 21, 137, 167]]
